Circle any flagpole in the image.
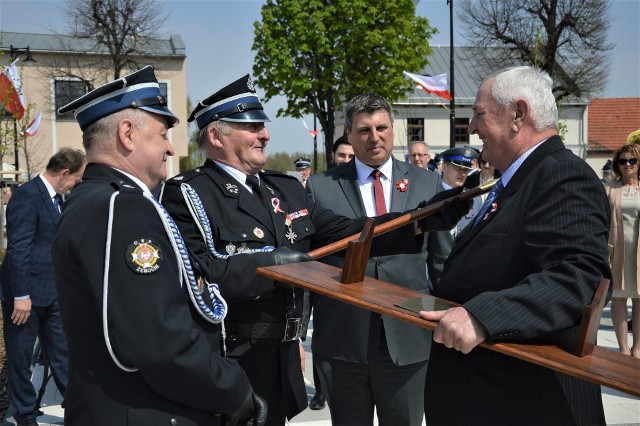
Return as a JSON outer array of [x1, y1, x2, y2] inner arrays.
[[448, 0, 456, 149]]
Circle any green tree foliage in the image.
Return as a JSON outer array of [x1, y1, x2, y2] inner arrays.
[[253, 0, 436, 165], [458, 0, 613, 100]]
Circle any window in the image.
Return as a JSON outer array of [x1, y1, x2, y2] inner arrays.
[[407, 118, 424, 142], [55, 80, 88, 120], [454, 118, 469, 144]]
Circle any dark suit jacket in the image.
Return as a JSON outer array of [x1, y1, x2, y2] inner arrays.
[[1, 176, 60, 306], [53, 164, 252, 426], [306, 158, 439, 366], [426, 136, 611, 425]]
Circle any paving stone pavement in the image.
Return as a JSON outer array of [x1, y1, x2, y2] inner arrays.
[[2, 302, 638, 425]]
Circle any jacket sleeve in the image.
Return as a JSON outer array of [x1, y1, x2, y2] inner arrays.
[[5, 186, 39, 297]]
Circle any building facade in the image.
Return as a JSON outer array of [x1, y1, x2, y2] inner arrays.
[[0, 31, 188, 181]]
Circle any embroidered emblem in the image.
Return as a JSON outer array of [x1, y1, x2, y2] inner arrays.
[[247, 76, 255, 91], [173, 176, 184, 181], [225, 183, 239, 195], [126, 238, 162, 274], [254, 227, 265, 239], [226, 243, 236, 255], [285, 227, 297, 244], [396, 180, 408, 192]]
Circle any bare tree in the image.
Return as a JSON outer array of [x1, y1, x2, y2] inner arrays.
[[61, 0, 168, 80], [458, 0, 613, 100]]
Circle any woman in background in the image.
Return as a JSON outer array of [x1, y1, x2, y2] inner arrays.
[[605, 143, 640, 358]]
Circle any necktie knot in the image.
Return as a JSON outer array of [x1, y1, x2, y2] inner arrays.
[[246, 175, 261, 193], [53, 194, 63, 213]]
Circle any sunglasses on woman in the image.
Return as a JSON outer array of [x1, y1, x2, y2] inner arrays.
[[618, 158, 638, 166]]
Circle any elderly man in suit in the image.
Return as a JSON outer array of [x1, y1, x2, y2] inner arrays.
[[306, 93, 441, 426], [0, 147, 85, 426], [420, 66, 611, 425]]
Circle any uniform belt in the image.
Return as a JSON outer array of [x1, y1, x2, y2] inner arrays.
[[227, 318, 301, 342]]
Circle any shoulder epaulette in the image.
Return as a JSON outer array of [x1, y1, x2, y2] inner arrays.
[[167, 168, 205, 185]]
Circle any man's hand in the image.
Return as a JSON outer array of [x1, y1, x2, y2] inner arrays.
[[419, 307, 488, 354], [417, 187, 473, 231], [11, 297, 32, 325], [271, 247, 313, 266], [224, 389, 268, 426]]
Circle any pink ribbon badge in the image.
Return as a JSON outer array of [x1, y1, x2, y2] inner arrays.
[[272, 197, 285, 214]]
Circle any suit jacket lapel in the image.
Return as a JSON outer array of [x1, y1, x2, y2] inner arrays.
[[390, 158, 410, 213], [452, 136, 566, 253], [35, 177, 59, 222], [202, 161, 274, 231], [338, 162, 367, 217]]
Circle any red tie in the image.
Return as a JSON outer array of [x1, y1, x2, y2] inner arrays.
[[372, 169, 387, 215]]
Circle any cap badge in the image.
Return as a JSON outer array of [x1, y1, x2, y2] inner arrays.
[[127, 238, 162, 274], [396, 179, 408, 192], [464, 148, 472, 157], [247, 76, 255, 91]]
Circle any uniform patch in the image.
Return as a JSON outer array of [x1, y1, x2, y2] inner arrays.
[[126, 238, 162, 274]]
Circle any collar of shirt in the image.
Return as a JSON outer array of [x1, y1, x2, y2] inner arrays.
[[500, 139, 547, 187], [111, 168, 153, 196], [39, 174, 57, 199], [214, 160, 258, 192], [354, 156, 393, 217], [442, 181, 453, 191]]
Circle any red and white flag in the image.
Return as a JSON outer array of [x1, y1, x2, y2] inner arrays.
[[403, 71, 453, 101], [300, 118, 320, 137], [0, 60, 26, 119], [25, 111, 42, 136]]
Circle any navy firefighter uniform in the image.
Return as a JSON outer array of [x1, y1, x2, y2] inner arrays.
[[161, 161, 424, 422]]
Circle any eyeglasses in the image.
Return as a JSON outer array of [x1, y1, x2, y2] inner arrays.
[[410, 153, 427, 158], [617, 158, 638, 166]]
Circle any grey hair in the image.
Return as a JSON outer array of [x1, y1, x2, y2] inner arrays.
[[196, 120, 233, 151], [486, 66, 558, 132], [409, 140, 429, 150], [344, 93, 394, 131], [82, 109, 149, 152]]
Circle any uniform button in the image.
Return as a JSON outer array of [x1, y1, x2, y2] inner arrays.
[[305, 227, 309, 231], [242, 233, 247, 238], [170, 419, 178, 426], [377, 260, 384, 266]]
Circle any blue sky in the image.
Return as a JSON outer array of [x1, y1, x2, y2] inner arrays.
[[1, 0, 638, 154]]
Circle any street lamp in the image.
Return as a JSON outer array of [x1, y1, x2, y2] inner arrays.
[[8, 46, 36, 174], [301, 53, 318, 173], [447, 0, 456, 148]]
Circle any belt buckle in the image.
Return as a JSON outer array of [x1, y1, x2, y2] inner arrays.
[[282, 318, 301, 342]]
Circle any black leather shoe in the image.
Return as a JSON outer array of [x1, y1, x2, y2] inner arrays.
[[309, 392, 326, 410]]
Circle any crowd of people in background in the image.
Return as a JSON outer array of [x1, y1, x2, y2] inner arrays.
[[0, 64, 637, 426]]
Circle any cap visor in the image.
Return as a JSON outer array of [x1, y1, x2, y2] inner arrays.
[[221, 109, 271, 123], [140, 105, 180, 128]]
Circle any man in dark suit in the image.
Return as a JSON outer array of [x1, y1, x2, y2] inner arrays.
[[306, 93, 440, 426], [420, 66, 611, 425], [161, 76, 467, 426], [0, 147, 85, 426], [53, 66, 266, 426]]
